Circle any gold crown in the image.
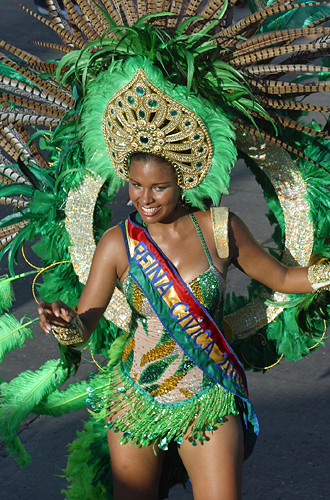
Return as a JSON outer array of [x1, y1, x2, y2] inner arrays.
[[103, 69, 213, 189]]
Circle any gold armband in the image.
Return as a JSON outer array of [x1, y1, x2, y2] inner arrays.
[[307, 260, 330, 291], [51, 314, 85, 345]]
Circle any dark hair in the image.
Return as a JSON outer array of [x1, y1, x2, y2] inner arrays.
[[129, 153, 172, 168]]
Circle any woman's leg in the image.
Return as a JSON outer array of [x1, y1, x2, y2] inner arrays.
[[107, 421, 165, 500], [177, 414, 244, 500]]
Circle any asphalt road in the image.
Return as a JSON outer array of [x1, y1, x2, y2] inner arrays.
[[0, 2, 330, 500]]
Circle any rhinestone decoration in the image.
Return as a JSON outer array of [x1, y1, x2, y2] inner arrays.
[[225, 131, 314, 339], [103, 69, 213, 189], [210, 206, 229, 258], [308, 262, 330, 290], [65, 173, 132, 330]]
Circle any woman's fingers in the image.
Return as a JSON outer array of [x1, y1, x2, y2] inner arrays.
[[37, 301, 76, 334], [38, 301, 53, 333], [50, 301, 75, 323]]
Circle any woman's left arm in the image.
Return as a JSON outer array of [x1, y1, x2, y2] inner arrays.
[[229, 212, 313, 294]]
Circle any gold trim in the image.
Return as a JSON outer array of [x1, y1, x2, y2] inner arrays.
[[103, 69, 213, 189]]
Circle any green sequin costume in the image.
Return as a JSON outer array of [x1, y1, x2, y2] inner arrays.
[[99, 213, 240, 450]]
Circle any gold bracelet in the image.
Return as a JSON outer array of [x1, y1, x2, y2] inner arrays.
[[51, 314, 85, 345], [307, 261, 330, 291]]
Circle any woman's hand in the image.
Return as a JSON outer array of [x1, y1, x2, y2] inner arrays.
[[38, 300, 76, 334]]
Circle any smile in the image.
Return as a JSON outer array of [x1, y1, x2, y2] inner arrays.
[[141, 206, 161, 216]]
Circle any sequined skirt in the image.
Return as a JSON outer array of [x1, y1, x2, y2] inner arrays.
[[100, 360, 239, 451]]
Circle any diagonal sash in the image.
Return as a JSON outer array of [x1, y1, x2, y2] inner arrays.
[[120, 212, 259, 456]]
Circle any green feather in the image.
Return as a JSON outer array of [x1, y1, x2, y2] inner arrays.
[[0, 276, 15, 313], [0, 184, 34, 199], [32, 380, 90, 417], [62, 419, 109, 500], [4, 436, 32, 467], [0, 314, 36, 362], [0, 359, 71, 442]]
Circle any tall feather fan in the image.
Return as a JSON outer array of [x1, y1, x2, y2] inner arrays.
[[0, 0, 330, 497]]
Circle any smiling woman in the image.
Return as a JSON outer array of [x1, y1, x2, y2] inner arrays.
[[128, 155, 182, 224]]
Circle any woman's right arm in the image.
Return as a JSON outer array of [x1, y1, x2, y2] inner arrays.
[[38, 225, 128, 344]]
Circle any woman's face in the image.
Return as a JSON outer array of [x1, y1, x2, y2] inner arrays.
[[128, 157, 181, 225]]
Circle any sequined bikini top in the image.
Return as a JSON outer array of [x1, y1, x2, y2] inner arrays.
[[123, 213, 226, 325]]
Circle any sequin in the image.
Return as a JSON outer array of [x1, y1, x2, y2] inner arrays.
[[159, 438, 168, 451], [225, 132, 314, 339]]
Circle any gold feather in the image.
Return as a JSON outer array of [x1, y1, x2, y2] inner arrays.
[[166, 0, 186, 29], [259, 98, 330, 114], [74, 0, 109, 36], [0, 41, 57, 75], [0, 95, 66, 119], [0, 125, 39, 166], [13, 0, 86, 49], [0, 165, 31, 186], [215, 0, 313, 41], [28, 41, 72, 54], [0, 232, 19, 251], [241, 63, 330, 77], [0, 195, 29, 208], [235, 121, 330, 173], [247, 79, 330, 97], [0, 108, 61, 128], [62, 0, 99, 40], [99, 0, 124, 26], [135, 0, 148, 19], [228, 40, 330, 67], [233, 27, 330, 58], [0, 54, 74, 107]]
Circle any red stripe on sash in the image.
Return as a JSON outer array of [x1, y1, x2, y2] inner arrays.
[[127, 216, 248, 395]]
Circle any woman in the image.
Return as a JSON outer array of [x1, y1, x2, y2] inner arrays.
[[38, 152, 316, 500]]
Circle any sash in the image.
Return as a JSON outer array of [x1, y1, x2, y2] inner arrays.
[[120, 212, 259, 456]]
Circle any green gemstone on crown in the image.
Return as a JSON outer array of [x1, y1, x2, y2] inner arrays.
[[170, 110, 177, 116], [185, 120, 191, 126], [128, 96, 134, 104], [139, 110, 145, 118], [148, 99, 158, 108], [136, 86, 144, 95], [118, 101, 123, 108]]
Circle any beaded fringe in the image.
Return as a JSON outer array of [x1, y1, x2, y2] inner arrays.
[[90, 362, 239, 451]]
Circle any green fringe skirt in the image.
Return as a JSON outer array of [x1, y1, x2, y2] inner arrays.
[[92, 360, 240, 451]]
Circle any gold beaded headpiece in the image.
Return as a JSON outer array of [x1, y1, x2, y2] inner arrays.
[[103, 69, 213, 189]]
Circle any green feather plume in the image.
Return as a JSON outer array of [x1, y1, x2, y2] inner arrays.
[[32, 379, 93, 417], [295, 290, 330, 335], [0, 275, 15, 313], [0, 359, 73, 463], [0, 314, 36, 363], [62, 419, 110, 500]]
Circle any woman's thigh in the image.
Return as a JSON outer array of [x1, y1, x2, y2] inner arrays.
[[177, 414, 244, 500], [107, 420, 164, 500]]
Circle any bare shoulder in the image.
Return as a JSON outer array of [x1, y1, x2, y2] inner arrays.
[[92, 224, 128, 276], [97, 225, 126, 252], [192, 208, 214, 247], [192, 208, 212, 230]]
